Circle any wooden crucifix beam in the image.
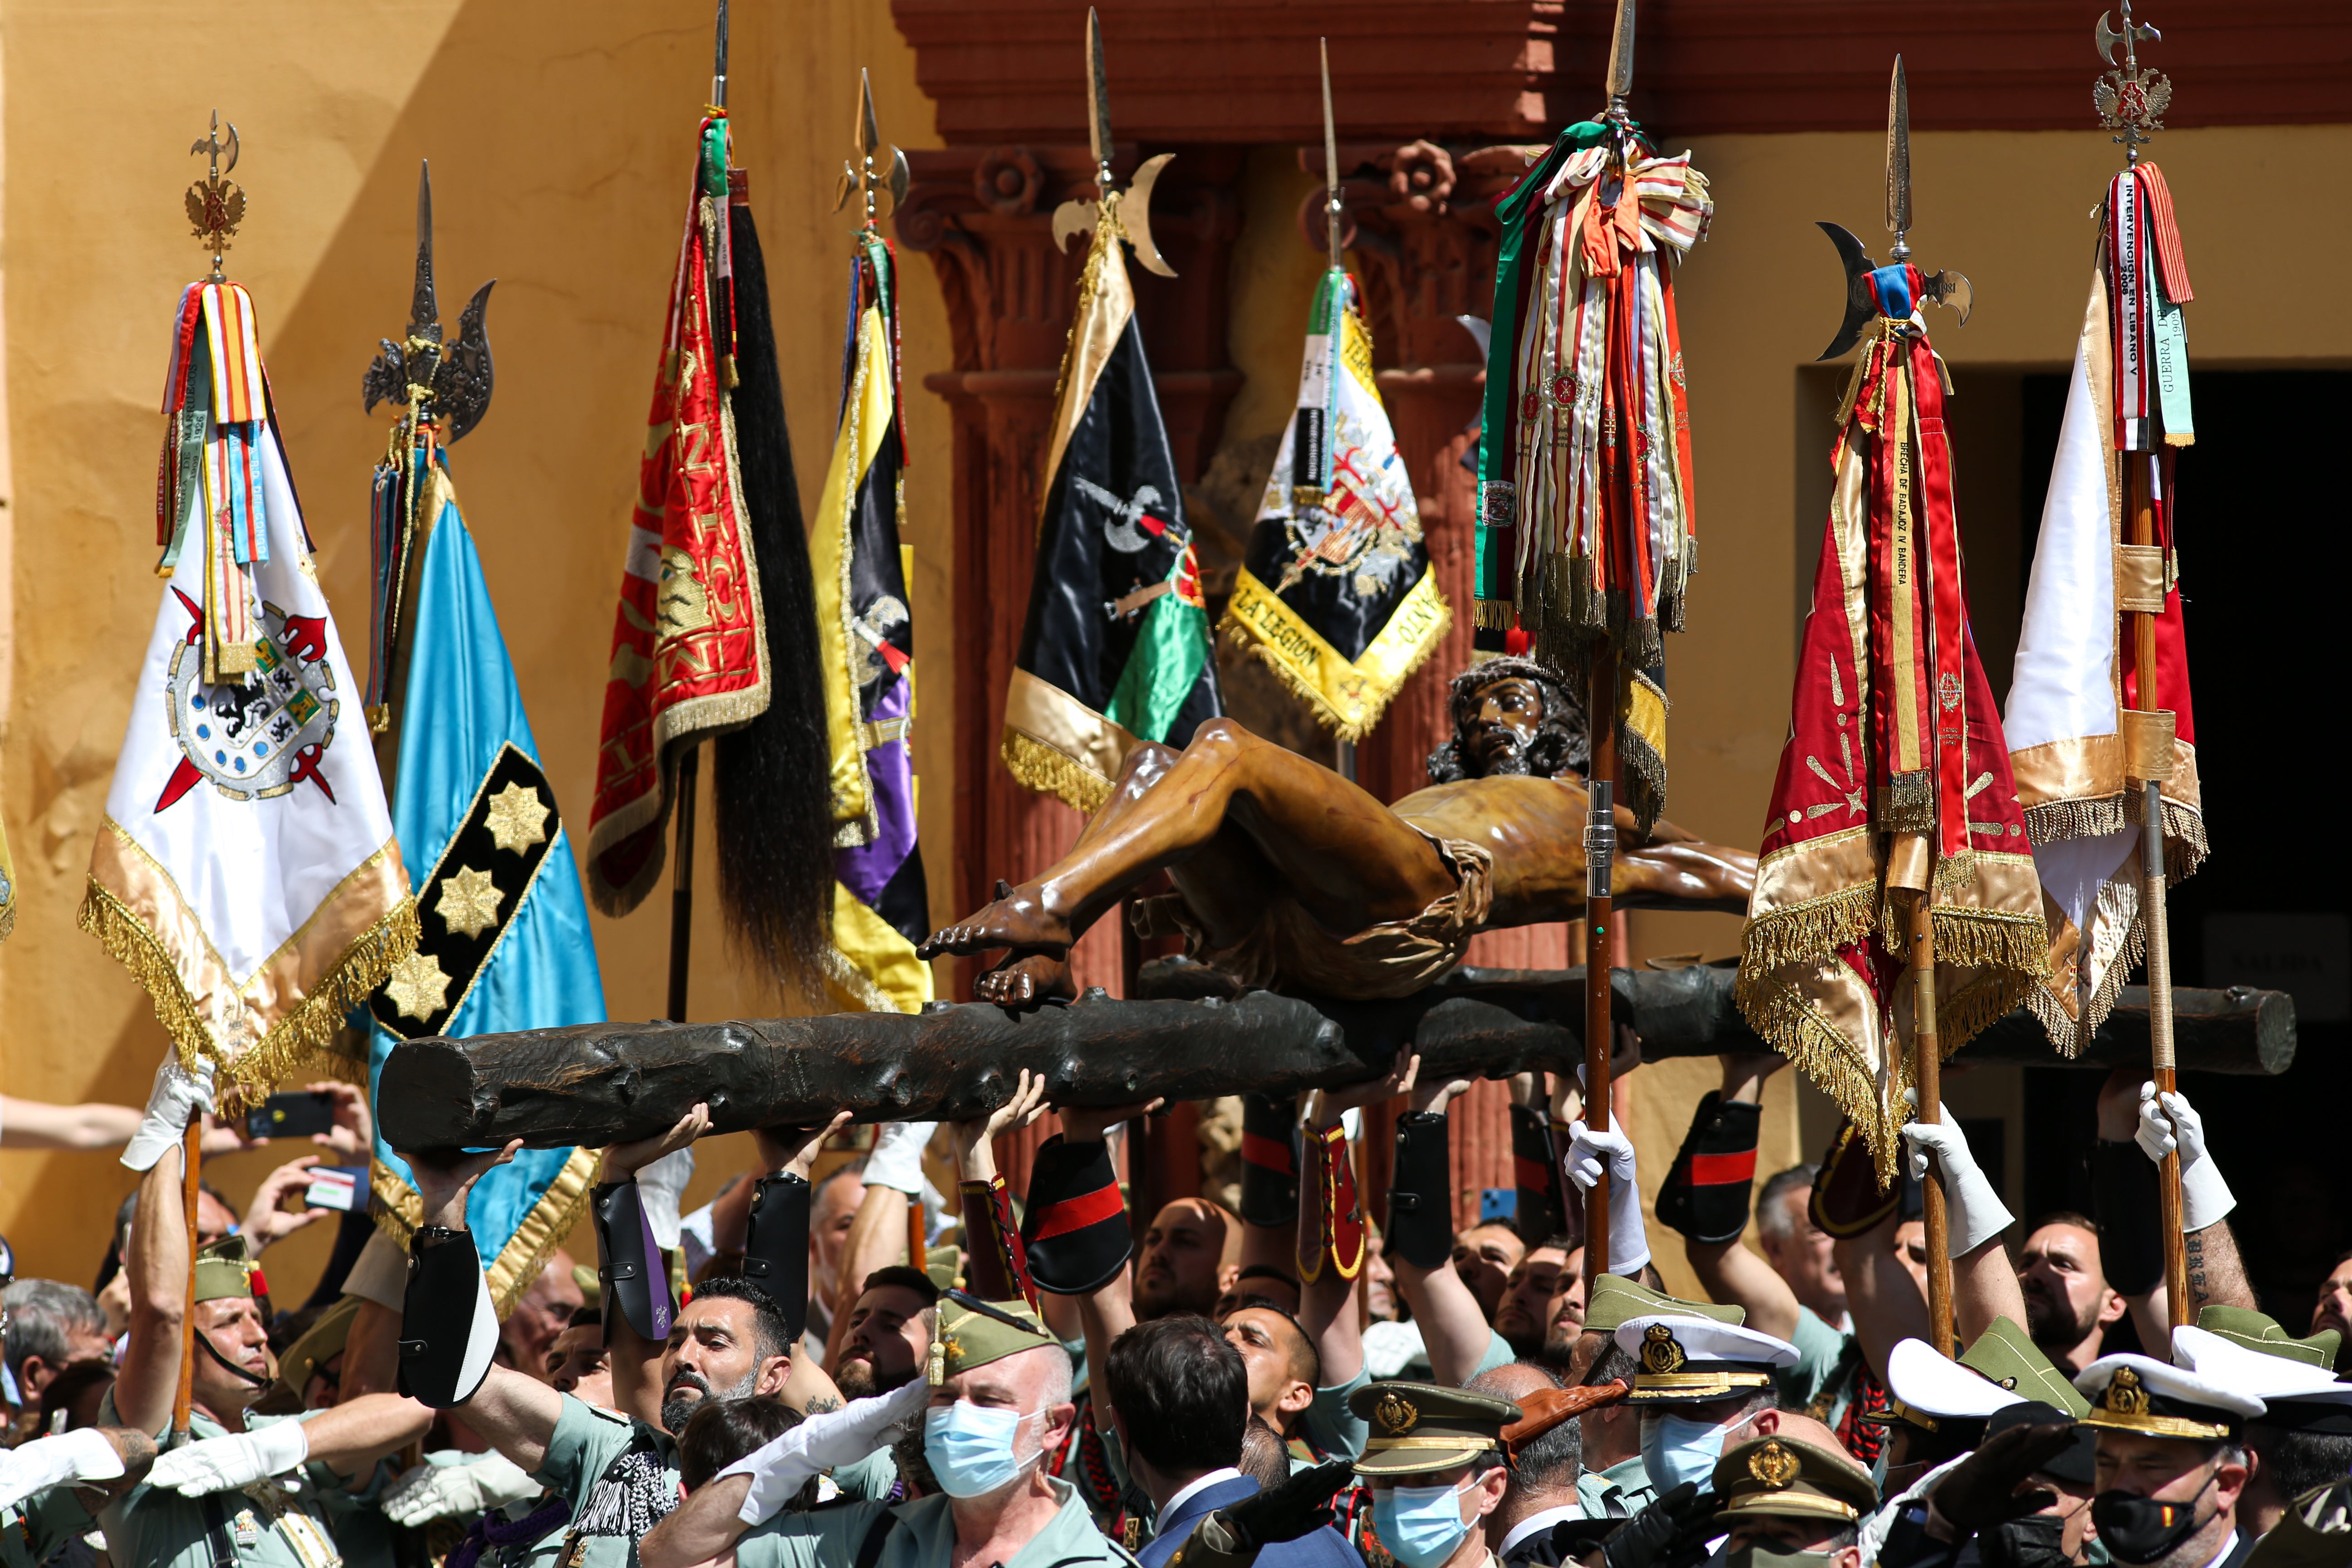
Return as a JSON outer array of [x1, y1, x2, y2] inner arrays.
[[376, 960, 2293, 1153]]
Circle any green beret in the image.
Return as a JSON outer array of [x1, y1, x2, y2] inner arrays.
[[927, 1294, 1056, 1385], [1584, 1272, 1744, 1338]]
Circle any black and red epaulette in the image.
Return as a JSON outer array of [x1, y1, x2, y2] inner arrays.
[[1510, 1104, 1566, 1245], [1018, 1133, 1133, 1294], [1297, 1120, 1366, 1283], [958, 1173, 1036, 1309], [1240, 1092, 1300, 1228], [1655, 1091, 1763, 1244]]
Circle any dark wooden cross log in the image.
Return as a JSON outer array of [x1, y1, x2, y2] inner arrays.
[[376, 960, 2295, 1153]]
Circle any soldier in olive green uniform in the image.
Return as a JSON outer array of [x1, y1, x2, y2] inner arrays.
[[1710, 1435, 1880, 1568], [649, 1296, 1140, 1568], [1348, 1381, 1522, 1568]]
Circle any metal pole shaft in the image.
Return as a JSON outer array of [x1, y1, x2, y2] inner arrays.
[[667, 744, 701, 1024], [1583, 648, 1618, 1285], [1908, 891, 1955, 1355], [2127, 456, 2190, 1325]]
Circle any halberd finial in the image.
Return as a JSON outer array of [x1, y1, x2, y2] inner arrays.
[[186, 112, 244, 283]]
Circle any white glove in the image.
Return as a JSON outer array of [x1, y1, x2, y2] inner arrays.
[[0, 1429, 127, 1513], [863, 1121, 937, 1197], [2136, 1082, 2235, 1230], [637, 1148, 696, 1251], [1565, 1120, 1649, 1276], [381, 1450, 541, 1526], [722, 1377, 930, 1524], [1901, 1107, 2015, 1257], [147, 1419, 310, 1496], [122, 1056, 217, 1172]]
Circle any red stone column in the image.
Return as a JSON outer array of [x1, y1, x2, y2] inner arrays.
[[899, 146, 1241, 1183]]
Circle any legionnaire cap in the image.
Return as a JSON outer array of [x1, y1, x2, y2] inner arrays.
[[2076, 1353, 2264, 1440], [1712, 1436, 1880, 1524], [1875, 1316, 2091, 1430], [928, 1292, 1057, 1386], [924, 1245, 962, 1294], [1351, 1380, 1521, 1476], [193, 1235, 260, 1303], [2173, 1324, 2352, 1435], [1875, 1336, 2026, 1431], [1616, 1313, 1797, 1405], [2190, 1308, 2342, 1372], [279, 1294, 363, 1396], [1585, 1273, 1744, 1338]]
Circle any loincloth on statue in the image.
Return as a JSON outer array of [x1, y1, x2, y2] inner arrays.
[[1131, 827, 1494, 999]]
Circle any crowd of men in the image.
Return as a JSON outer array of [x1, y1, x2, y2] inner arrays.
[[3, 1042, 2352, 1568]]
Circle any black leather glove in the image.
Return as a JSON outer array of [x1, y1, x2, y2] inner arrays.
[[1929, 1422, 2078, 1535], [1602, 1485, 1718, 1568], [1210, 1460, 1356, 1548]]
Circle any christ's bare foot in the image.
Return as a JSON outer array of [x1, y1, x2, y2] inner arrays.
[[976, 952, 1075, 1007], [917, 880, 1075, 960]]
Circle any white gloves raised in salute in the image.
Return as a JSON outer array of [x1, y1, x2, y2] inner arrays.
[[146, 1418, 311, 1496], [122, 1056, 216, 1172], [1900, 1104, 2014, 1257]]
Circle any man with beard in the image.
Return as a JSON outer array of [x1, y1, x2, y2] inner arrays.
[[2075, 1357, 2264, 1568], [2310, 1255, 2352, 1360], [1493, 1241, 1570, 1361], [825, 1266, 939, 1502], [2017, 1217, 2127, 1376], [921, 657, 1756, 1005], [394, 1105, 843, 1568]]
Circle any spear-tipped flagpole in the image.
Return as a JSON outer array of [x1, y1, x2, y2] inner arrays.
[[2095, 0, 2191, 1328], [1579, 0, 1639, 1293]]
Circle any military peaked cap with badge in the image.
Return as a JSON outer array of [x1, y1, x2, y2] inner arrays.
[[1713, 1437, 1879, 1525], [1351, 1381, 1521, 1476], [1873, 1315, 2089, 1432], [2076, 1354, 2265, 1441], [1616, 1313, 1798, 1405], [2174, 1318, 2352, 1436], [1586, 1273, 1745, 1338], [928, 1291, 1058, 1386]]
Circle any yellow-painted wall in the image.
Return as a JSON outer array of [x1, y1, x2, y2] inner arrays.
[[0, 0, 951, 1290], [2, 0, 2343, 1303]]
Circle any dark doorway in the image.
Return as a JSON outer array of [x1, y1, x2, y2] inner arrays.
[[2018, 370, 2352, 1323]]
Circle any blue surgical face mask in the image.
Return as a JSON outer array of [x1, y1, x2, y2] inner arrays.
[[1642, 1410, 1740, 1494], [1373, 1477, 1476, 1568], [923, 1402, 1042, 1498]]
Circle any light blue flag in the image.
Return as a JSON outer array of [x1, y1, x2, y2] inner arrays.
[[365, 455, 605, 1312]]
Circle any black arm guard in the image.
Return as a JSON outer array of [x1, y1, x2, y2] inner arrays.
[[1511, 1104, 1566, 1246], [2092, 1138, 2165, 1295], [397, 1230, 499, 1408], [1387, 1111, 1453, 1271], [593, 1178, 675, 1343], [1654, 1092, 1763, 1245], [741, 1172, 812, 1339], [1019, 1134, 1133, 1294], [1238, 1092, 1300, 1229]]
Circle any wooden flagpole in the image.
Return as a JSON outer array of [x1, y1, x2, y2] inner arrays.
[[667, 744, 700, 1024], [1583, 650, 1618, 1287], [170, 1118, 201, 1445], [1908, 893, 1955, 1354]]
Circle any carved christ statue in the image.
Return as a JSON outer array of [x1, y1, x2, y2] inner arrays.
[[923, 657, 1760, 1004]]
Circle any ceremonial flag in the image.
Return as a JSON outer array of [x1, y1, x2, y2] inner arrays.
[[350, 186, 606, 1309], [363, 449, 605, 1309], [811, 228, 932, 1014], [1001, 207, 1220, 813], [1476, 122, 1710, 830], [586, 109, 832, 988], [1221, 269, 1447, 741], [81, 280, 416, 1094], [1736, 270, 2048, 1186], [2004, 165, 2204, 1053]]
